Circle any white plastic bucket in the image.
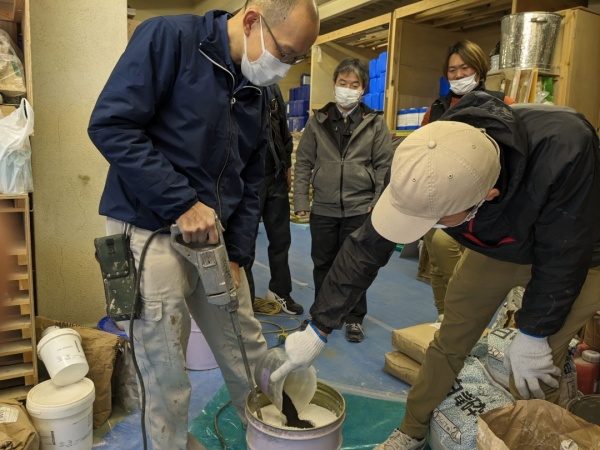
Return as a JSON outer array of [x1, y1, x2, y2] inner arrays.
[[37, 326, 89, 386], [186, 317, 218, 370], [26, 378, 95, 450]]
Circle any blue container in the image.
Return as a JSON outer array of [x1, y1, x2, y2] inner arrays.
[[377, 75, 386, 93], [369, 77, 378, 94], [377, 51, 388, 74], [379, 93, 385, 110], [369, 58, 378, 78], [406, 108, 420, 130], [289, 88, 296, 101], [299, 84, 310, 101], [439, 76, 451, 97], [363, 93, 372, 108]]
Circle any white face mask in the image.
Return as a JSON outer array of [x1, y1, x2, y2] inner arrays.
[[241, 16, 291, 87], [334, 86, 363, 109], [449, 73, 478, 95], [433, 198, 486, 229]]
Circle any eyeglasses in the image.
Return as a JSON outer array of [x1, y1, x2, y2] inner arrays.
[[260, 14, 310, 65]]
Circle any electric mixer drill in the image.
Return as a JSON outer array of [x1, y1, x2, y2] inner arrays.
[[170, 221, 263, 419]]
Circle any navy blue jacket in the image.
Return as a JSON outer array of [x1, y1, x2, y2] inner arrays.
[[88, 11, 267, 266]]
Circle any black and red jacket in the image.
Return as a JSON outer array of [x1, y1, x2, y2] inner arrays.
[[310, 92, 600, 337]]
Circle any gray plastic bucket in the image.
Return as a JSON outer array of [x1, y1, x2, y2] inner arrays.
[[246, 381, 345, 450]]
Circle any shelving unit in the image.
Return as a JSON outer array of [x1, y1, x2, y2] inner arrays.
[[0, 194, 37, 401], [384, 0, 600, 131]]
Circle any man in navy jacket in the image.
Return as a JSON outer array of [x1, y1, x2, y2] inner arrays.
[[88, 1, 319, 448]]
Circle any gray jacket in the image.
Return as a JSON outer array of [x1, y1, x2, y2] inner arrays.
[[294, 104, 393, 218]]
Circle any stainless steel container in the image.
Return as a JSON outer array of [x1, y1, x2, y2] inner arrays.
[[567, 394, 600, 425], [500, 12, 562, 70], [246, 381, 346, 450]]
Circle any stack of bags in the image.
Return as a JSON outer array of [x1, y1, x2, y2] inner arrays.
[[363, 51, 387, 111], [384, 322, 439, 385]]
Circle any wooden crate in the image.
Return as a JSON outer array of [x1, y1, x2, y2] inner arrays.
[[0, 194, 37, 401]]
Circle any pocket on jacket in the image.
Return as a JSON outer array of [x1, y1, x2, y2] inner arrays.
[[312, 161, 341, 206], [343, 163, 375, 196]]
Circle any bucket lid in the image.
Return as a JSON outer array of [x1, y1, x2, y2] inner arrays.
[[26, 378, 95, 420], [37, 327, 82, 357], [582, 350, 600, 363]]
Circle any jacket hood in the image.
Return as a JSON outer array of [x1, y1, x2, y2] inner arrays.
[[439, 91, 529, 222]]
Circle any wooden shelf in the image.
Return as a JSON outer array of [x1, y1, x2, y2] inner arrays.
[[7, 267, 28, 281], [0, 0, 23, 22], [0, 316, 30, 333], [0, 339, 32, 357], [0, 384, 30, 401], [0, 363, 33, 381], [7, 241, 26, 256], [3, 293, 30, 307]]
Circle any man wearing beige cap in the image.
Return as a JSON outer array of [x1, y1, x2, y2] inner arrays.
[[272, 92, 600, 449]]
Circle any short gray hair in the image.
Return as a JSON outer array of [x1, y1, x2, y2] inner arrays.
[[244, 0, 317, 25], [333, 58, 369, 88]]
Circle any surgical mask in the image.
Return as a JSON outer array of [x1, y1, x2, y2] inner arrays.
[[433, 198, 486, 229], [449, 73, 478, 95], [334, 86, 363, 109], [241, 17, 291, 87]]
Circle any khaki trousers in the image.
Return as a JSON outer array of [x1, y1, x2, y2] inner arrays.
[[422, 229, 463, 314], [107, 219, 267, 450], [401, 248, 600, 438]]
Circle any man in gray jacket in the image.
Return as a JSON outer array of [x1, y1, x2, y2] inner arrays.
[[294, 58, 393, 342]]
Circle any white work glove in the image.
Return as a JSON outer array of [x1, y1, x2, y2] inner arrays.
[[504, 331, 561, 400], [270, 322, 326, 384]]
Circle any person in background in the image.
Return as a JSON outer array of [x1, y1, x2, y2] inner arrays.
[[294, 58, 394, 343], [273, 93, 600, 449], [88, 1, 319, 448], [246, 83, 303, 315], [421, 40, 513, 320]]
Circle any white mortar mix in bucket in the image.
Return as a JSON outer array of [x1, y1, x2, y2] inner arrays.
[[37, 326, 89, 386], [26, 377, 95, 450], [246, 381, 345, 450]]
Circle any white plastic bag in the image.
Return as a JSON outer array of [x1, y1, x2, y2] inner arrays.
[[0, 98, 34, 193]]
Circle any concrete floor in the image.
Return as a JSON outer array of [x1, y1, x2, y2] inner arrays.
[[93, 222, 435, 448]]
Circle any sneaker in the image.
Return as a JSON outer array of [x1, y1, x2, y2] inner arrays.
[[345, 323, 365, 343], [265, 290, 304, 315], [374, 428, 426, 450]]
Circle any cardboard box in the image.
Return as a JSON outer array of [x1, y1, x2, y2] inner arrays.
[[391, 322, 440, 364], [384, 351, 421, 386], [128, 19, 141, 40]]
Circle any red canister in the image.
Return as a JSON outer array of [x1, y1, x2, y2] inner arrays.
[[575, 350, 600, 394]]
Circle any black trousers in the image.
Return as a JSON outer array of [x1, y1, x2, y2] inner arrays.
[[309, 212, 369, 324], [246, 172, 292, 300]]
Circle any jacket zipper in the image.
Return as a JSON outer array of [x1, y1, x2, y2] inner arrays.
[[197, 47, 262, 221]]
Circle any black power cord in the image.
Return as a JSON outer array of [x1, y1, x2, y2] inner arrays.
[[130, 226, 169, 450]]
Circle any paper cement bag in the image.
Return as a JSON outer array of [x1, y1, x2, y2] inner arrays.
[[477, 399, 600, 450]]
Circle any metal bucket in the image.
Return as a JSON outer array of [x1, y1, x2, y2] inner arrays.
[[567, 394, 600, 425], [500, 12, 562, 70], [246, 381, 346, 450]]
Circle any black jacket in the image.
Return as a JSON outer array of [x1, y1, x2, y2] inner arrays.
[[264, 84, 292, 176], [427, 81, 504, 123], [311, 93, 600, 337]]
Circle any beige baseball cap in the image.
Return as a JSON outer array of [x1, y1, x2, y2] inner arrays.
[[372, 121, 501, 243]]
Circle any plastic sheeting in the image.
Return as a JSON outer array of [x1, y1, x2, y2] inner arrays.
[[189, 384, 413, 450]]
